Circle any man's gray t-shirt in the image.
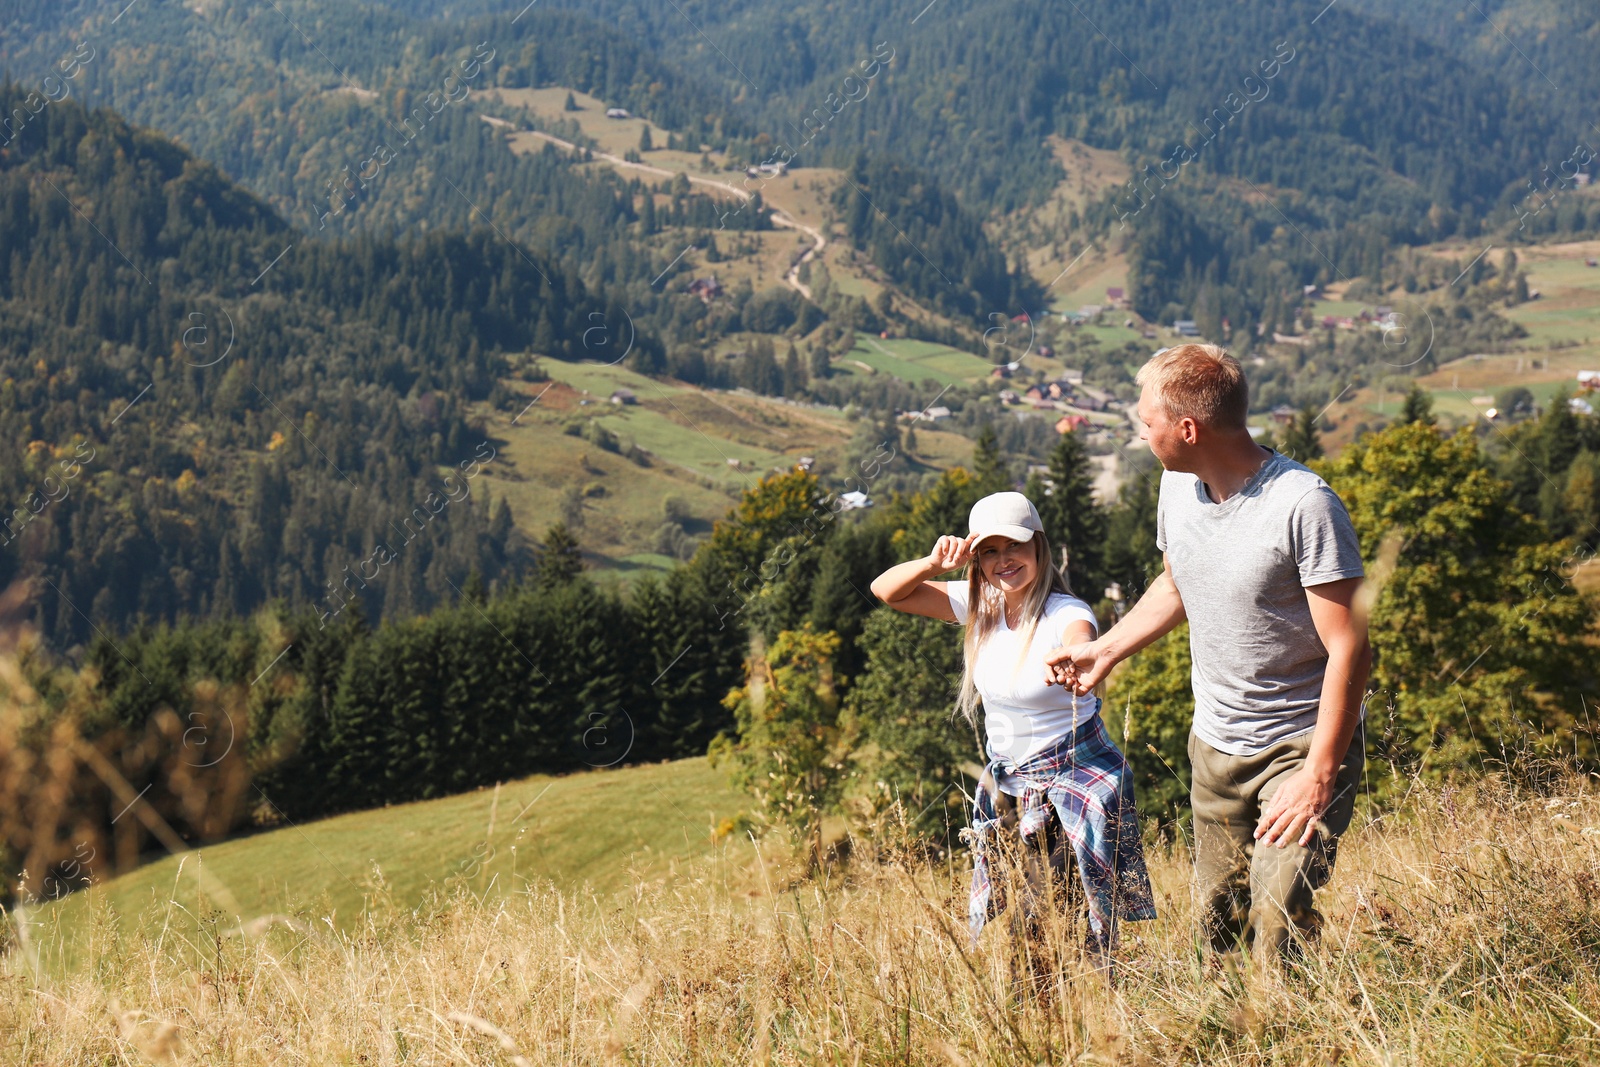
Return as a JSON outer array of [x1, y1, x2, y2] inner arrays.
[[1155, 449, 1365, 755]]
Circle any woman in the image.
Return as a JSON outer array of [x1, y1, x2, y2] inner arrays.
[[869, 491, 1155, 956]]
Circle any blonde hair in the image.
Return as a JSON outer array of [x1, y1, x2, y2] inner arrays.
[[956, 530, 1073, 726], [1135, 343, 1248, 430]]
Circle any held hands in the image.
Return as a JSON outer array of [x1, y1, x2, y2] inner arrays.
[[1043, 640, 1115, 694], [927, 533, 978, 573]]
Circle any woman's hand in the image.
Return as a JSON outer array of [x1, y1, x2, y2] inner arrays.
[[1044, 639, 1116, 694], [869, 535, 971, 621], [927, 534, 976, 573]]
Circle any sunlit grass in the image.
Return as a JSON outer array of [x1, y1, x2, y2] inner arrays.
[[6, 770, 1597, 1064]]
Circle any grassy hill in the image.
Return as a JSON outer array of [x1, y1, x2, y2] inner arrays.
[[477, 359, 975, 574], [10, 770, 1598, 1063], [27, 758, 751, 971]]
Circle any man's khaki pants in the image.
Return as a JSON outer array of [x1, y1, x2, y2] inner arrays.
[[1188, 728, 1363, 959]]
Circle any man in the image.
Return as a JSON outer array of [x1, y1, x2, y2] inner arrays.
[[1046, 344, 1370, 961]]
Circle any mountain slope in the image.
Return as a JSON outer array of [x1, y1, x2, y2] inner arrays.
[[440, 0, 1573, 227], [0, 85, 607, 645]]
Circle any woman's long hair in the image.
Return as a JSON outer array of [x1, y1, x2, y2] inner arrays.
[[956, 530, 1072, 726]]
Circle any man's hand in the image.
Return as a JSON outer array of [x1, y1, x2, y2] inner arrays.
[[1043, 639, 1116, 693], [1254, 767, 1334, 848], [927, 533, 977, 573]]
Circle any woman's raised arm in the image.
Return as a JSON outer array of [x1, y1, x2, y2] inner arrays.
[[869, 534, 974, 621]]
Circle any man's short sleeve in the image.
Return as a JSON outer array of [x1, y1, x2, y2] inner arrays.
[[1155, 474, 1170, 554], [1290, 485, 1365, 587]]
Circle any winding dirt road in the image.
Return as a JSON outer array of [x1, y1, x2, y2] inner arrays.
[[505, 124, 828, 300]]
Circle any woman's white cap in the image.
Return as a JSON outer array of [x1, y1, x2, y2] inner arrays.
[[967, 492, 1043, 544]]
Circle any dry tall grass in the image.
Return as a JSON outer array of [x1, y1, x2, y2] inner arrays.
[[3, 773, 1597, 1065]]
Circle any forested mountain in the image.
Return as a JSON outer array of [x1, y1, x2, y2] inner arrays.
[[0, 84, 624, 646], [6, 0, 1591, 354], [589, 0, 1599, 338], [5, 0, 1580, 238], [1351, 0, 1600, 136], [834, 154, 1042, 320], [0, 0, 795, 365], [382, 0, 1576, 225]]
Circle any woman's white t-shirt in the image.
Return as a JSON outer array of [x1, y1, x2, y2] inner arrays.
[[943, 581, 1103, 766]]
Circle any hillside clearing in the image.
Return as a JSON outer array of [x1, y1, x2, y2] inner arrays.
[[477, 362, 970, 572]]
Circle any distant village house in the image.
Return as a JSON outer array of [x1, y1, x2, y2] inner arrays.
[[838, 490, 873, 510], [1073, 385, 1113, 411], [686, 275, 723, 304]]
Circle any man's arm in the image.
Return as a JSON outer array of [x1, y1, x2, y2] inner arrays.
[[1044, 554, 1187, 692], [1254, 576, 1371, 848]]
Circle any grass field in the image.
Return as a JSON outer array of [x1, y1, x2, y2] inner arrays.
[[26, 759, 749, 965], [843, 334, 996, 386], [477, 87, 677, 162], [480, 373, 816, 570], [1503, 240, 1600, 349], [9, 767, 1597, 1063], [1043, 249, 1129, 315]]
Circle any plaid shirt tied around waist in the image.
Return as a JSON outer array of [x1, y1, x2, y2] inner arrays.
[[962, 714, 1157, 949]]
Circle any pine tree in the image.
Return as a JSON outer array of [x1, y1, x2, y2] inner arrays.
[[1034, 431, 1105, 597], [782, 343, 806, 396], [563, 91, 579, 111], [1399, 383, 1435, 426], [1101, 472, 1161, 600], [537, 523, 584, 588], [559, 484, 585, 529], [1279, 405, 1324, 463], [639, 125, 654, 152], [711, 626, 849, 870], [843, 607, 974, 840], [808, 345, 830, 380], [971, 423, 1008, 492], [879, 406, 902, 455], [1540, 388, 1583, 475]]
